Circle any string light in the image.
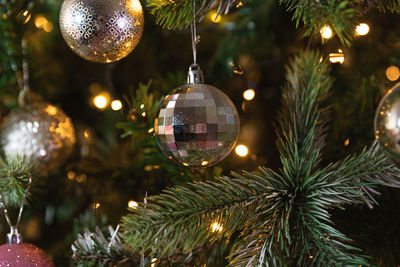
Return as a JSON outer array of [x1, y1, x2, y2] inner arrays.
[[67, 170, 75, 180], [386, 66, 400, 81], [140, 104, 145, 109], [329, 49, 345, 64], [93, 92, 110, 109], [91, 203, 100, 209], [211, 222, 223, 232], [34, 15, 53, 32], [111, 99, 123, 111], [344, 138, 350, 146], [148, 128, 154, 133], [355, 23, 369, 36], [128, 200, 138, 209], [151, 258, 157, 267], [210, 11, 222, 23], [320, 25, 333, 40], [235, 144, 249, 157], [243, 89, 255, 101]]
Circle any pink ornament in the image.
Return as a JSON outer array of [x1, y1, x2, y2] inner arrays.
[[0, 243, 54, 267]]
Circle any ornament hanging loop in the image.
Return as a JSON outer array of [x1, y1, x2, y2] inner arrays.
[[0, 175, 32, 244], [190, 0, 199, 66], [188, 0, 204, 84], [18, 38, 31, 107]]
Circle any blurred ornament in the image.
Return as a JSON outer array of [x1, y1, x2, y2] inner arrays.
[[59, 0, 144, 63], [1, 102, 76, 174], [0, 243, 54, 267], [155, 65, 240, 167], [375, 83, 400, 165]]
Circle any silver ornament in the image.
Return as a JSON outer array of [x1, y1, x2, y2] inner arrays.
[[59, 0, 144, 63], [375, 83, 400, 165], [1, 102, 76, 174], [155, 81, 240, 167]]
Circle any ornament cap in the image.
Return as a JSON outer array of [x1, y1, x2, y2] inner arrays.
[[7, 226, 22, 244], [187, 64, 204, 84]]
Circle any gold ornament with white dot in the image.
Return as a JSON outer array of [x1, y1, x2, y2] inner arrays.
[[59, 0, 144, 63], [1, 102, 76, 174]]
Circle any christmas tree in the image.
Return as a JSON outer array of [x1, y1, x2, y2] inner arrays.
[[1, 0, 400, 266]]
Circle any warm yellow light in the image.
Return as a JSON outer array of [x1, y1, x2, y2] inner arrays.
[[111, 100, 122, 111], [243, 89, 255, 101], [235, 144, 248, 157], [329, 49, 344, 64], [140, 104, 145, 109], [67, 171, 75, 180], [201, 161, 209, 166], [141, 112, 146, 117], [43, 21, 53, 32], [148, 128, 154, 133], [93, 92, 110, 109], [128, 200, 138, 209], [210, 11, 222, 23], [320, 25, 333, 39], [34, 15, 47, 28], [355, 23, 369, 36], [45, 105, 58, 116], [386, 66, 400, 81], [344, 138, 350, 146], [211, 222, 223, 232], [151, 258, 157, 267], [91, 203, 100, 209]]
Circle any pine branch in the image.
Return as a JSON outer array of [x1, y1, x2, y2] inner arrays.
[[147, 0, 241, 30], [276, 51, 332, 183], [0, 154, 36, 207], [121, 168, 285, 257], [118, 51, 400, 266], [72, 226, 140, 266]]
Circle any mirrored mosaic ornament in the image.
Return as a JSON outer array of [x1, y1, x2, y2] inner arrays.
[[1, 103, 76, 174], [59, 0, 144, 63], [0, 243, 54, 267], [155, 83, 240, 167], [375, 83, 400, 166]]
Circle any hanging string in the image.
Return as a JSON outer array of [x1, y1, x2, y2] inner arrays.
[[0, 176, 32, 232], [190, 0, 199, 66]]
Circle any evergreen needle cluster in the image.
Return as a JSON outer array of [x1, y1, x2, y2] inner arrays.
[[119, 51, 400, 266]]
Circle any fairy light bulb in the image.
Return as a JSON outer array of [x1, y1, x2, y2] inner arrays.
[[243, 89, 255, 101], [111, 100, 122, 111], [320, 25, 333, 39], [235, 144, 248, 157], [355, 23, 369, 36]]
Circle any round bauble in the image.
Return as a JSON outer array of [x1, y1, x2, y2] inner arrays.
[[59, 0, 144, 63], [0, 243, 54, 267], [375, 83, 400, 165], [1, 102, 76, 173], [155, 83, 240, 167]]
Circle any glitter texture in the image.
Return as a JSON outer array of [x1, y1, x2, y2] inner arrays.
[[59, 0, 144, 63], [155, 83, 239, 167], [375, 83, 400, 165], [0, 243, 54, 267], [1, 103, 76, 174]]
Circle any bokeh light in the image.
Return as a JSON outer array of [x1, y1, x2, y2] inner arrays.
[[386, 66, 400, 81], [235, 144, 249, 157], [243, 89, 255, 101], [355, 23, 369, 36], [111, 99, 122, 111], [320, 25, 333, 39], [128, 200, 138, 209]]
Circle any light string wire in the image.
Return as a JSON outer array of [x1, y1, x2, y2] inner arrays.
[[190, 0, 198, 66], [0, 175, 32, 232]]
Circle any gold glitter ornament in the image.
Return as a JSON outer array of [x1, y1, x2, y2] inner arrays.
[[0, 102, 76, 174], [59, 0, 144, 63]]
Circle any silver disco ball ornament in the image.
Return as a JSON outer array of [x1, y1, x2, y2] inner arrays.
[[375, 83, 400, 165], [59, 0, 144, 63], [1, 102, 76, 174], [155, 65, 240, 167]]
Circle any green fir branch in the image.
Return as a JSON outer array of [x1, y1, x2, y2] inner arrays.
[[147, 0, 241, 30], [119, 51, 400, 266], [0, 154, 36, 207]]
